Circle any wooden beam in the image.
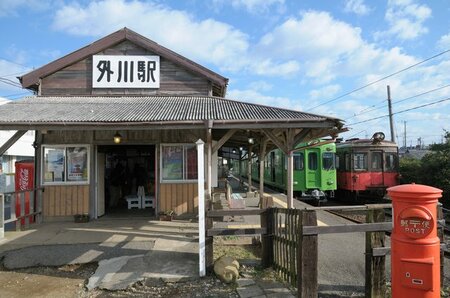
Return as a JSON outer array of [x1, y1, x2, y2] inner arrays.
[[207, 209, 266, 217], [212, 129, 237, 153], [293, 128, 311, 147], [262, 129, 288, 154], [303, 222, 392, 235], [207, 227, 266, 236], [259, 138, 268, 201], [0, 130, 27, 156]]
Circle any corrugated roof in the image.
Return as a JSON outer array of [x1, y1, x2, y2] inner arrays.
[[0, 96, 339, 126]]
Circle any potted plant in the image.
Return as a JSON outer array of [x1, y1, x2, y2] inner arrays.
[[74, 214, 89, 223], [159, 210, 175, 221]]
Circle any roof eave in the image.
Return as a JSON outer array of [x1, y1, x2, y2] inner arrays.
[[19, 27, 228, 91]]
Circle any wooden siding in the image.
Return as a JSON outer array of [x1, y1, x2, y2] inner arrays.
[[159, 183, 198, 216], [42, 185, 89, 216], [41, 41, 211, 96]]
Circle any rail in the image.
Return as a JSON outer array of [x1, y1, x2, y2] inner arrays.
[[0, 188, 43, 236]]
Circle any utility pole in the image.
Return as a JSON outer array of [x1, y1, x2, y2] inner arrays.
[[387, 85, 396, 143], [403, 121, 407, 148]]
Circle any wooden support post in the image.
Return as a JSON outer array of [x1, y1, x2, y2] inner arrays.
[[298, 210, 318, 297], [437, 203, 444, 289], [247, 144, 253, 191], [259, 140, 267, 207], [0, 194, 4, 239], [365, 209, 386, 298], [287, 151, 294, 209], [261, 206, 273, 268], [206, 200, 214, 274]]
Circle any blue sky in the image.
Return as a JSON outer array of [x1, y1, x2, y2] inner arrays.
[[1, 0, 450, 146]]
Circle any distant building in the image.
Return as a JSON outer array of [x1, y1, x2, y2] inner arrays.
[[398, 147, 430, 160], [0, 130, 35, 192]]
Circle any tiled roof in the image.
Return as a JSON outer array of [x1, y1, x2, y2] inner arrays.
[[0, 96, 340, 126]]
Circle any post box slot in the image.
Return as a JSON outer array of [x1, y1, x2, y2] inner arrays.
[[400, 258, 433, 291]]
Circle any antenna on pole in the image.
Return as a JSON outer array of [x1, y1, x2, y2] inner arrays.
[[387, 85, 396, 143]]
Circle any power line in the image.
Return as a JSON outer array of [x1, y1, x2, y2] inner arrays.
[[344, 83, 450, 120], [0, 77, 22, 88], [0, 57, 31, 70], [347, 97, 450, 126], [306, 48, 450, 112]]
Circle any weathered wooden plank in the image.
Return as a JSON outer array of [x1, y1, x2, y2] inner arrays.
[[83, 185, 89, 213], [207, 227, 266, 236], [177, 184, 183, 215], [72, 185, 78, 215], [207, 209, 266, 217], [77, 185, 83, 214], [66, 186, 72, 216], [365, 209, 386, 298], [49, 187, 55, 216], [60, 187, 67, 216], [303, 222, 392, 235], [297, 210, 318, 298]]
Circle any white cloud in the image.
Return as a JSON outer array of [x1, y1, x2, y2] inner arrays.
[[376, 0, 431, 40], [228, 88, 302, 111], [53, 0, 250, 71], [258, 12, 363, 60], [437, 33, 450, 50], [248, 81, 273, 92], [251, 59, 300, 77], [212, 0, 285, 14], [309, 84, 341, 100], [344, 0, 371, 16]]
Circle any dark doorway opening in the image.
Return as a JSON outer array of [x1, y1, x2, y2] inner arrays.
[[98, 145, 156, 217]]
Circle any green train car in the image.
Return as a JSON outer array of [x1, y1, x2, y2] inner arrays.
[[234, 140, 337, 201]]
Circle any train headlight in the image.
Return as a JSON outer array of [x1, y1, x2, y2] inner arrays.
[[294, 181, 298, 185], [327, 180, 334, 185]]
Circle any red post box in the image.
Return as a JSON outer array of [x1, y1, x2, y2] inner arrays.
[[388, 183, 442, 297]]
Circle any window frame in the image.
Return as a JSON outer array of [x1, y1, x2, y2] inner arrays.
[[352, 152, 368, 171], [322, 152, 335, 171], [41, 144, 90, 186], [160, 144, 198, 183]]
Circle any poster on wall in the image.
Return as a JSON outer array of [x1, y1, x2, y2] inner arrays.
[[67, 147, 88, 182], [48, 149, 64, 181], [162, 146, 183, 180]]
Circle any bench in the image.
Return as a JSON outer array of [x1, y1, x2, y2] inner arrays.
[[226, 183, 245, 209], [142, 196, 154, 208], [125, 195, 141, 209]]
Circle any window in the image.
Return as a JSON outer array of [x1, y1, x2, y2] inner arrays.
[[371, 152, 383, 171], [308, 152, 318, 170], [43, 145, 89, 184], [385, 153, 397, 172], [322, 152, 335, 170], [294, 152, 304, 170], [161, 144, 197, 181], [353, 153, 368, 170]]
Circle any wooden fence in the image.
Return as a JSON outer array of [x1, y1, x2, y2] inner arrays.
[[206, 202, 446, 298], [0, 188, 43, 235]]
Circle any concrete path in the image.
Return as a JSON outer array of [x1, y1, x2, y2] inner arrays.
[[0, 218, 200, 290]]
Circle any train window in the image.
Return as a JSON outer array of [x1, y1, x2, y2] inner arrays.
[[294, 152, 304, 170], [385, 153, 397, 171], [344, 153, 350, 171], [371, 152, 383, 171], [335, 155, 340, 170], [308, 152, 318, 170], [353, 153, 368, 170], [322, 152, 335, 170]]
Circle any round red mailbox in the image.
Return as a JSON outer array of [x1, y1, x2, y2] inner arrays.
[[388, 183, 442, 297]]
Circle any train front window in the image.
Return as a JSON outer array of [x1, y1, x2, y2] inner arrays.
[[385, 153, 397, 171], [308, 152, 318, 170], [371, 151, 383, 171], [294, 152, 304, 170], [322, 152, 335, 170], [353, 153, 367, 170]]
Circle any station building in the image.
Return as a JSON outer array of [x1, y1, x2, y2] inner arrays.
[[0, 28, 344, 221]]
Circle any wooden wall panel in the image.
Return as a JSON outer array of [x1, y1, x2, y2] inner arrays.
[[159, 183, 198, 216], [42, 185, 90, 217]]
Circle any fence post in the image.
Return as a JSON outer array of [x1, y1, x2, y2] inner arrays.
[[0, 194, 4, 239], [205, 201, 214, 274], [261, 206, 273, 268], [297, 210, 318, 297], [437, 203, 444, 289], [365, 209, 386, 298]]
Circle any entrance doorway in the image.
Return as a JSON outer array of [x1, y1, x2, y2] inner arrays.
[[97, 145, 156, 217]]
